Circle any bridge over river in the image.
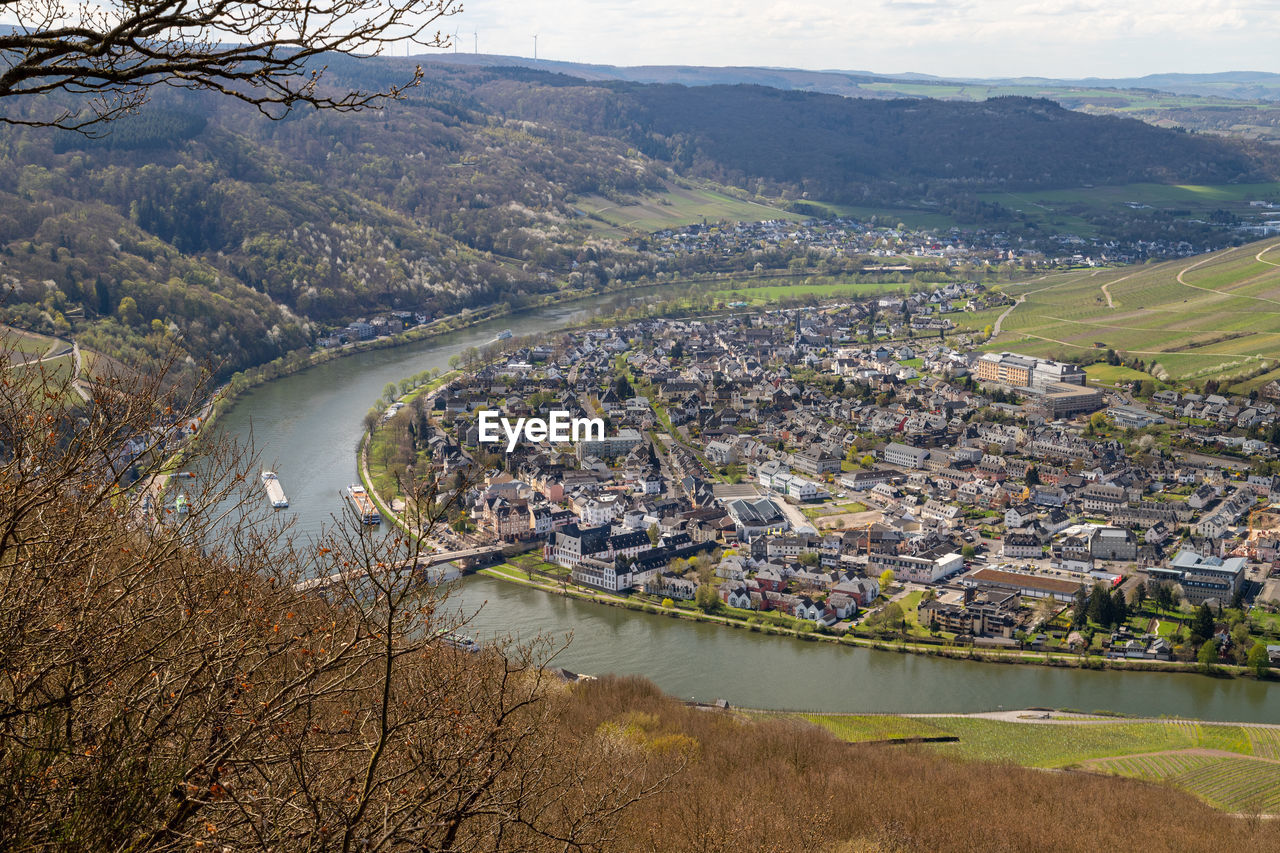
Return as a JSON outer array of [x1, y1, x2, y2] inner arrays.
[[293, 545, 505, 594]]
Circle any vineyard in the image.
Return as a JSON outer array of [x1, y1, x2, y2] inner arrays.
[[797, 714, 947, 743], [799, 712, 1280, 813], [1086, 752, 1280, 814]]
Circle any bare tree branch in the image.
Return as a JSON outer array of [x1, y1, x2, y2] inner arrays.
[[0, 0, 461, 132]]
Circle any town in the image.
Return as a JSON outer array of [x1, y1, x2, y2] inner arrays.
[[366, 292, 1280, 669]]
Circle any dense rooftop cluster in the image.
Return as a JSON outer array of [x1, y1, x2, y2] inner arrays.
[[373, 295, 1280, 662]]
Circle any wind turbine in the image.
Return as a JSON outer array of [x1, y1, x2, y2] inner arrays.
[[532, 34, 538, 61], [474, 30, 478, 54], [452, 27, 459, 53]]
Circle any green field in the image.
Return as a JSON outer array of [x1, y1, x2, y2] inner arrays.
[[1084, 363, 1154, 385], [1085, 752, 1280, 814], [976, 182, 1280, 235], [1, 327, 56, 361], [801, 712, 1280, 814], [573, 181, 805, 233], [989, 238, 1280, 387], [573, 180, 955, 233], [13, 354, 75, 385], [797, 714, 944, 743], [711, 279, 914, 304]]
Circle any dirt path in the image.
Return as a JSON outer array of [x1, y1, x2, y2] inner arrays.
[[1099, 268, 1146, 308], [1259, 243, 1280, 269], [1176, 245, 1280, 306]]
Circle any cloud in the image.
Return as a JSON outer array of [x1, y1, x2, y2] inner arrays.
[[443, 0, 1280, 77]]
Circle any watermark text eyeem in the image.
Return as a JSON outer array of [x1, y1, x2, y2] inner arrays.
[[477, 410, 605, 452]]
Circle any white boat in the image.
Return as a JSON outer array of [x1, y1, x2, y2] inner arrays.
[[493, 328, 513, 341], [261, 471, 289, 508], [437, 631, 480, 652]]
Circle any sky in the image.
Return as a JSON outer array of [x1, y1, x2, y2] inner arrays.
[[426, 0, 1280, 79]]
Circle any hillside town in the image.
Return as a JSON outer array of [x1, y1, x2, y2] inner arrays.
[[639, 217, 1211, 273], [373, 295, 1280, 664]]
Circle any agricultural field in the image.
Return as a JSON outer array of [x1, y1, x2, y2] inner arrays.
[[796, 714, 946, 743], [572, 180, 954, 234], [801, 711, 1280, 814], [988, 238, 1280, 388], [978, 181, 1280, 235], [572, 181, 806, 233], [1084, 363, 1157, 385], [12, 354, 76, 387], [1085, 752, 1280, 814], [710, 278, 915, 305], [1, 326, 57, 362]]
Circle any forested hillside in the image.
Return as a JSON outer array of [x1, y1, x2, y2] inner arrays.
[[476, 75, 1279, 200], [2, 60, 1276, 379]]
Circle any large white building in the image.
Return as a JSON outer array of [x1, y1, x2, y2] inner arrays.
[[869, 551, 965, 584], [882, 442, 929, 469], [757, 460, 820, 500]]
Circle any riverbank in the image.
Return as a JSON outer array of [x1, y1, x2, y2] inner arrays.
[[356, 424, 1266, 680]]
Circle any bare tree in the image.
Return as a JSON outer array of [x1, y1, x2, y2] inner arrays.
[[0, 340, 669, 849], [0, 0, 461, 131]]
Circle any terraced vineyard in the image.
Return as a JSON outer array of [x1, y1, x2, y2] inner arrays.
[[990, 237, 1280, 389], [1247, 726, 1280, 760], [1086, 752, 1280, 814]]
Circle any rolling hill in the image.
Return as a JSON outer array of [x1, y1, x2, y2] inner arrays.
[[989, 236, 1280, 388], [2, 58, 1278, 382]]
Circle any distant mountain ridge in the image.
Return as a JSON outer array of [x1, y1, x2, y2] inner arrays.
[[420, 54, 1280, 102], [0, 57, 1276, 384]]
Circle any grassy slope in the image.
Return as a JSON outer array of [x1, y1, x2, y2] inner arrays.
[[572, 182, 807, 234], [977, 181, 1280, 235], [801, 712, 1280, 815], [1, 327, 56, 360], [581, 177, 1280, 238], [989, 237, 1280, 386]]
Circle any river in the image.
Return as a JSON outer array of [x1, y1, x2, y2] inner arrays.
[[213, 295, 1280, 721]]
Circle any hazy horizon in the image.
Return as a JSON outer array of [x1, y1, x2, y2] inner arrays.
[[433, 0, 1280, 80]]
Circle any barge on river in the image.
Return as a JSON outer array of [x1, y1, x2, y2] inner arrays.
[[345, 484, 381, 525]]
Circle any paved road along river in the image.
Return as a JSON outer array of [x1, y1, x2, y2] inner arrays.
[[213, 296, 1280, 720]]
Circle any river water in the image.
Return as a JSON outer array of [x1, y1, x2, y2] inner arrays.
[[213, 296, 1280, 721]]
